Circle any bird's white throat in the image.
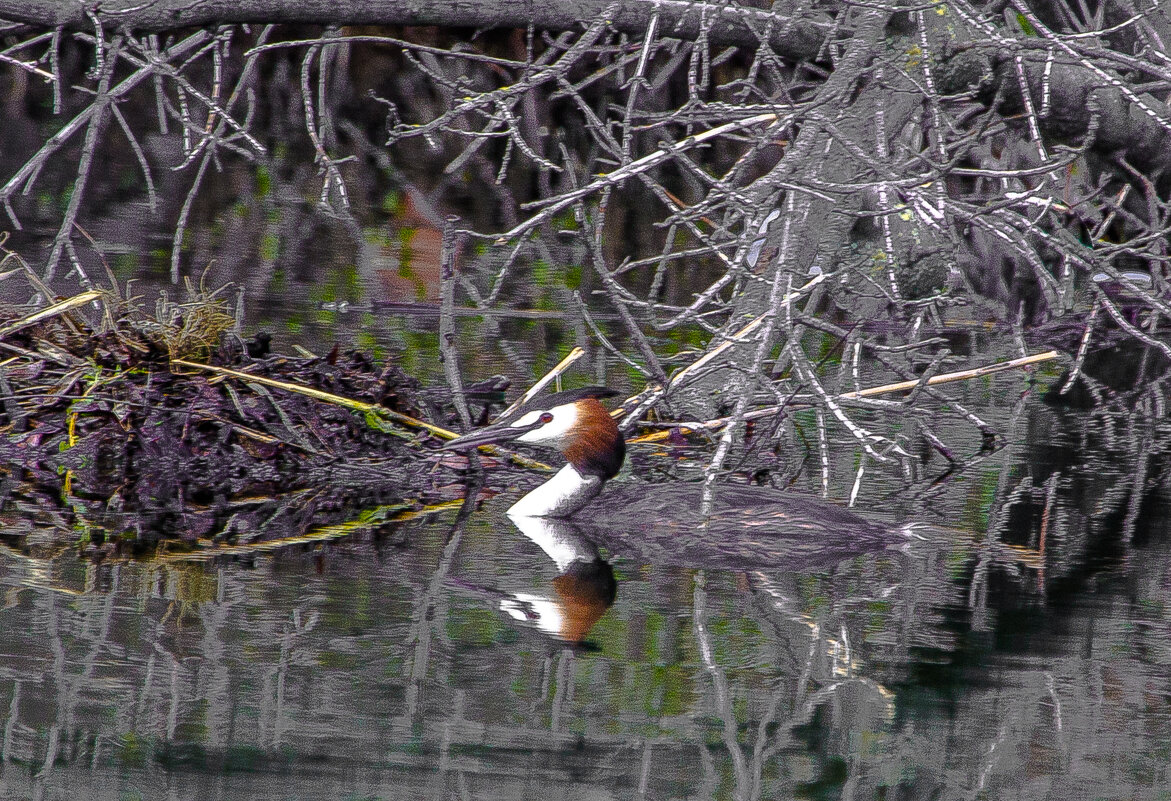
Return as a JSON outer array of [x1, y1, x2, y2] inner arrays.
[[507, 463, 604, 518]]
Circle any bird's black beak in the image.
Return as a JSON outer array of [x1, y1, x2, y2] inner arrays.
[[441, 418, 541, 450]]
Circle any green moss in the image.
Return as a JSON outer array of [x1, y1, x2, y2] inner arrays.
[[1015, 11, 1037, 35], [117, 732, 147, 768], [259, 231, 280, 262], [381, 190, 404, 217], [398, 227, 416, 266]]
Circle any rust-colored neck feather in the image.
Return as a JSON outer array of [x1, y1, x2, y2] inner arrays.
[[563, 399, 625, 480]]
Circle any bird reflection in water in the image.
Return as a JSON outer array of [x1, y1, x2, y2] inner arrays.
[[500, 515, 617, 643], [452, 513, 617, 645]]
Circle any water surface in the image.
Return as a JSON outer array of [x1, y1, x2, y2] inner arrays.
[[2, 361, 1169, 800]]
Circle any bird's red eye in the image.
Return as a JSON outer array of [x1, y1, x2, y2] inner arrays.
[[539, 412, 554, 424]]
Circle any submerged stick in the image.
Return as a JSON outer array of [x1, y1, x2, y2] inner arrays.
[[628, 350, 1060, 443], [151, 500, 464, 562], [0, 289, 103, 341]]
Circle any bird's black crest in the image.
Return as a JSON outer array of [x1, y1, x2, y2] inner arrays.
[[506, 386, 620, 419]]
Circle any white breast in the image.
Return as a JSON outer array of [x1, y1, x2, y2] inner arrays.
[[507, 463, 602, 518]]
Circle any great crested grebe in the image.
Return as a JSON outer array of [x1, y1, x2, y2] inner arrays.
[[442, 387, 901, 553], [443, 387, 625, 518]]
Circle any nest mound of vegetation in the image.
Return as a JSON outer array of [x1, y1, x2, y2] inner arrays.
[[0, 281, 476, 556]]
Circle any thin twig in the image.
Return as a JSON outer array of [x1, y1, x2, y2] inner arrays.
[[497, 347, 585, 421], [0, 290, 104, 340], [169, 358, 554, 471], [628, 350, 1060, 443]]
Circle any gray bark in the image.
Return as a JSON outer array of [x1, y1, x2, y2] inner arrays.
[[1, 0, 832, 60]]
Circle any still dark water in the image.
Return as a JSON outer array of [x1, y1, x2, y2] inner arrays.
[[1, 319, 1169, 800]]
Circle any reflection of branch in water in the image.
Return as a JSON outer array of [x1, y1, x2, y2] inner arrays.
[[736, 570, 902, 797], [272, 604, 320, 748], [551, 646, 575, 733], [32, 570, 121, 788], [970, 389, 1031, 630], [403, 473, 482, 721], [0, 544, 85, 597], [1121, 421, 1155, 548], [149, 500, 445, 563], [692, 570, 751, 797], [196, 585, 235, 753], [750, 573, 862, 676]]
